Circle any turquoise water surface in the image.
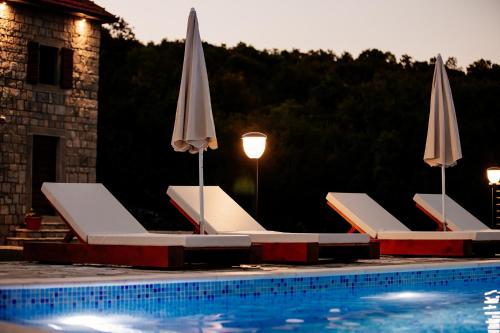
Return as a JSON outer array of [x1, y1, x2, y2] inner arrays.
[[1, 265, 499, 332]]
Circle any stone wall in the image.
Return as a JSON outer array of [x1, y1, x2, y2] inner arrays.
[[0, 3, 100, 243]]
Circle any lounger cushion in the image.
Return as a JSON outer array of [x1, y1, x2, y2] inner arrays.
[[167, 186, 265, 233], [224, 231, 318, 243], [316, 233, 369, 244], [378, 230, 500, 241], [169, 186, 370, 244], [224, 231, 369, 243], [326, 192, 410, 238], [88, 233, 251, 247], [473, 230, 500, 241], [42, 183, 147, 242], [413, 193, 489, 231], [326, 192, 500, 242]]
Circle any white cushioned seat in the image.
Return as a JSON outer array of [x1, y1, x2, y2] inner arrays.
[[316, 233, 369, 243], [224, 231, 369, 243], [42, 182, 251, 248], [378, 231, 476, 240], [327, 192, 500, 241], [168, 186, 369, 244], [88, 233, 251, 247], [224, 231, 318, 243], [414, 193, 489, 231], [42, 183, 147, 242], [326, 192, 409, 238], [168, 186, 265, 234]]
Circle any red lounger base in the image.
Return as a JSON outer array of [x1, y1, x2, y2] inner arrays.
[[256, 242, 378, 264], [319, 242, 380, 260], [259, 243, 318, 264], [23, 242, 256, 269], [380, 239, 496, 257]]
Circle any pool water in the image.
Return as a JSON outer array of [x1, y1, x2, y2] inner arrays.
[[3, 281, 498, 332], [1, 266, 499, 332]]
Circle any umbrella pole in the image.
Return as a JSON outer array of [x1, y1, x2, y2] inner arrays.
[[441, 164, 447, 231], [199, 150, 205, 234]]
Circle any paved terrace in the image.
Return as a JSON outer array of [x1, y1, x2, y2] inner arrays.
[[0, 256, 499, 286]]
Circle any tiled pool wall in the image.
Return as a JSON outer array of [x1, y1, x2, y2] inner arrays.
[[1, 264, 499, 316]]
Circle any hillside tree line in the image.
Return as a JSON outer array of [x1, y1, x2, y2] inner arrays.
[[97, 20, 500, 232]]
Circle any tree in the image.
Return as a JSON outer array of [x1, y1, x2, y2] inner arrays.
[[103, 17, 136, 41], [97, 27, 500, 232]]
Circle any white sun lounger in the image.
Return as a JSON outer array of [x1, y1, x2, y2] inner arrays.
[[167, 186, 378, 263], [23, 183, 254, 268], [414, 193, 490, 231], [326, 192, 499, 257]]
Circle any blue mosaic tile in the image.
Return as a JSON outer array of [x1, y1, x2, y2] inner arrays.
[[0, 263, 498, 318]]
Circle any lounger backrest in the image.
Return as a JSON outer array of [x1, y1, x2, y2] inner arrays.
[[413, 193, 489, 231], [42, 183, 147, 242], [167, 186, 266, 233], [326, 192, 410, 238]]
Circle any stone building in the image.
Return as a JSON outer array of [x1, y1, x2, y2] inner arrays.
[[0, 0, 114, 244]]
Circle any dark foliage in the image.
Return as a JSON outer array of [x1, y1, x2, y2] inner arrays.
[[98, 25, 500, 232]]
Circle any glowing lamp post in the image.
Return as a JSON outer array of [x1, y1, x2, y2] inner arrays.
[[487, 167, 500, 228], [242, 132, 267, 217], [488, 167, 500, 185]]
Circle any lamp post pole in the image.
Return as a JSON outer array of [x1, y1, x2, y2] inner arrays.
[[492, 185, 495, 228], [487, 167, 500, 229], [255, 158, 259, 218], [242, 132, 267, 219]]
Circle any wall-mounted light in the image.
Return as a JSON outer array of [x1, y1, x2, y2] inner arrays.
[[0, 2, 8, 18], [242, 132, 267, 218], [76, 18, 87, 35], [0, 115, 7, 124]]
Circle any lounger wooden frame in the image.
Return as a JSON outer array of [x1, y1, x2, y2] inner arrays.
[[24, 233, 257, 270], [170, 198, 379, 264], [413, 194, 500, 254], [24, 242, 256, 269], [24, 191, 258, 269], [327, 199, 496, 257]]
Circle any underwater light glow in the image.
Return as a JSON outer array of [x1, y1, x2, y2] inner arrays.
[[47, 314, 145, 333], [363, 291, 445, 302]]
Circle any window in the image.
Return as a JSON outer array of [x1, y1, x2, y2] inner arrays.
[[26, 41, 74, 89], [39, 45, 58, 85]]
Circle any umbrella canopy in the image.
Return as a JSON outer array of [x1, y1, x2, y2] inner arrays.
[[423, 54, 462, 230], [172, 8, 217, 153], [424, 54, 462, 167], [171, 8, 217, 234]]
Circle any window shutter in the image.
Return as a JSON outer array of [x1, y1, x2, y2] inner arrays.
[[60, 48, 74, 89], [26, 41, 39, 84]]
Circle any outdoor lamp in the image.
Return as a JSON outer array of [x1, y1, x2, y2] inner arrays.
[[242, 132, 267, 217], [76, 18, 87, 35], [487, 167, 500, 185], [242, 132, 267, 159], [487, 167, 500, 228], [0, 2, 7, 18]]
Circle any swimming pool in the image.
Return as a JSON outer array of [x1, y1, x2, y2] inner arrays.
[[1, 262, 499, 332]]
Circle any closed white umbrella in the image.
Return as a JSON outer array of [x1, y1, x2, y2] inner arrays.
[[172, 8, 217, 234], [423, 54, 462, 231]]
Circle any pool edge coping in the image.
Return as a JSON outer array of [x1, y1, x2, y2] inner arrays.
[[1, 259, 499, 289]]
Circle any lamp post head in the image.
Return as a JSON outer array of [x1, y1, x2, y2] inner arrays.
[[242, 132, 267, 159], [487, 167, 500, 185]]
